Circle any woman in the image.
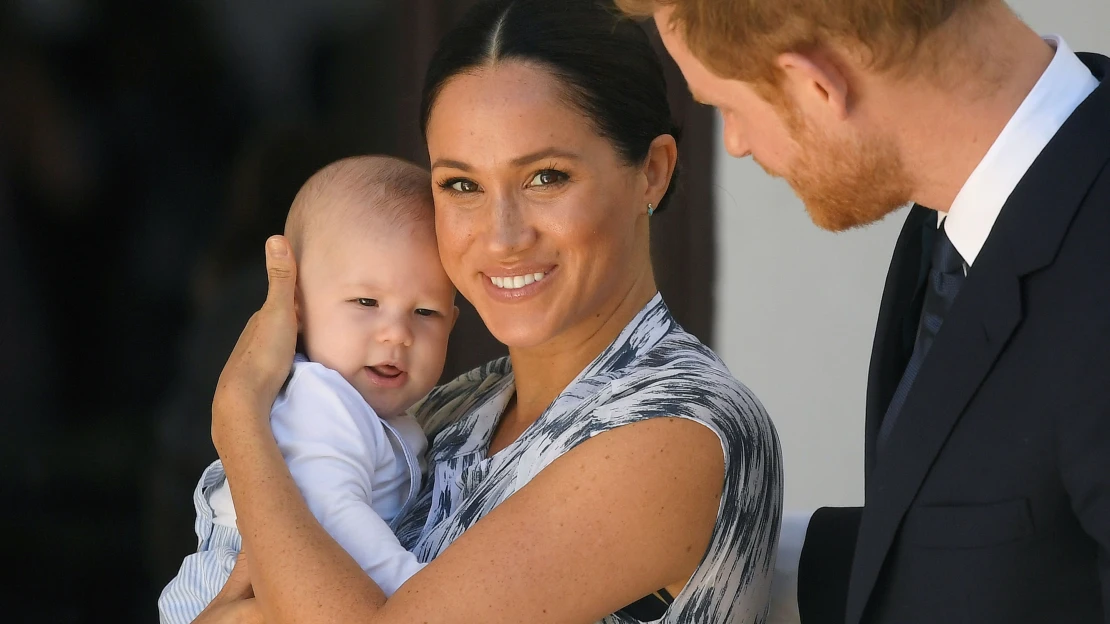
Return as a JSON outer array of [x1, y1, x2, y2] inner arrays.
[[199, 1, 782, 622]]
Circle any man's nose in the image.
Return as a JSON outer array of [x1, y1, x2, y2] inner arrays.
[[725, 132, 752, 159]]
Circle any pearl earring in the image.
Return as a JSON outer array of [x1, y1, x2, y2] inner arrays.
[[647, 203, 655, 216]]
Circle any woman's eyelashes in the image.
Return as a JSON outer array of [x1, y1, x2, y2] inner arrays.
[[527, 168, 569, 188], [439, 177, 480, 194], [436, 168, 570, 195]]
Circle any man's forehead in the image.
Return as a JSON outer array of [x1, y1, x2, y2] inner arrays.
[[653, 21, 715, 93]]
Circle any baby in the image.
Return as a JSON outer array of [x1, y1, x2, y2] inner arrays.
[[158, 155, 457, 623]]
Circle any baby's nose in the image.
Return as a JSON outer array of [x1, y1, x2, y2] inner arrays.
[[377, 317, 414, 347]]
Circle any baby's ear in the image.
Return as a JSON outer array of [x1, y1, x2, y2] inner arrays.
[[450, 305, 460, 331]]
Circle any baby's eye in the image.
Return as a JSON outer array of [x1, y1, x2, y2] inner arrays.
[[415, 308, 439, 317], [355, 298, 378, 307], [527, 169, 568, 187], [442, 178, 480, 193]]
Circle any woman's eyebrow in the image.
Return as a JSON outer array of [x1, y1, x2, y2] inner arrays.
[[431, 158, 472, 171], [431, 148, 581, 172], [510, 148, 580, 167]]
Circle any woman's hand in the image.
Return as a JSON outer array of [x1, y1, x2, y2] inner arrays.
[[212, 236, 299, 453], [193, 552, 264, 624]]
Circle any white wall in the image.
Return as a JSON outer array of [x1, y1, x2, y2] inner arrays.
[[712, 0, 1110, 511]]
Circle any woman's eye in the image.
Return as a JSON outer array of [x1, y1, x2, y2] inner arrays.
[[528, 169, 568, 187], [356, 298, 378, 307], [443, 178, 479, 193], [415, 308, 439, 317]]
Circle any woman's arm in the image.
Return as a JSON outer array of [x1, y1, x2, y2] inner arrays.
[[230, 414, 724, 623], [204, 237, 729, 624], [377, 416, 725, 623]]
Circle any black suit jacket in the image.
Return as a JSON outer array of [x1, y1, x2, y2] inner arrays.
[[798, 52, 1110, 624]]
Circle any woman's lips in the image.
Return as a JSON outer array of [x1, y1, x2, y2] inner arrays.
[[482, 266, 557, 302], [364, 365, 407, 388]]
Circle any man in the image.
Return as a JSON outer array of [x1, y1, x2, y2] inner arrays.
[[616, 0, 1110, 622]]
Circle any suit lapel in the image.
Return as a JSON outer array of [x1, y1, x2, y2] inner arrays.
[[848, 262, 1023, 624], [864, 207, 935, 478], [846, 53, 1110, 624]]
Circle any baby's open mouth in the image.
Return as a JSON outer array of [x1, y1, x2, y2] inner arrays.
[[368, 364, 403, 378]]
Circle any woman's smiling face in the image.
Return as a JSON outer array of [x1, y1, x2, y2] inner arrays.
[[426, 61, 654, 349]]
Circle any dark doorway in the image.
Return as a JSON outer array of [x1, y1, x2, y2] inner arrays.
[[1, 2, 714, 621]]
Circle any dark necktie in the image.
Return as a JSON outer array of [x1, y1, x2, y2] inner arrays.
[[877, 220, 967, 451]]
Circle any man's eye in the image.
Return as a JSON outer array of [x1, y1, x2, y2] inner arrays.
[[415, 308, 438, 317], [356, 298, 378, 307], [527, 169, 568, 187]]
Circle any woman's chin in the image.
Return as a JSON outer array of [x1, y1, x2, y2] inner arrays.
[[481, 313, 557, 351]]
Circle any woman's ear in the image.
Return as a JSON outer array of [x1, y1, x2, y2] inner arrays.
[[641, 134, 679, 209]]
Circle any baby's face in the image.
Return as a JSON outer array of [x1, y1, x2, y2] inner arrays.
[[297, 217, 457, 418]]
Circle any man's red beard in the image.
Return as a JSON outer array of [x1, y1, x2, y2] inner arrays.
[[758, 111, 914, 232]]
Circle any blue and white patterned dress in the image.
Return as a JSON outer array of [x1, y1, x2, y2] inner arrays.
[[395, 294, 783, 623]]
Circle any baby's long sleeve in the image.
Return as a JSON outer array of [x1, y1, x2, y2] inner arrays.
[[270, 363, 426, 596]]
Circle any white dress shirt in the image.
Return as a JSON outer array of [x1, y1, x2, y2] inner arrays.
[[768, 35, 1100, 624], [942, 35, 1099, 265]]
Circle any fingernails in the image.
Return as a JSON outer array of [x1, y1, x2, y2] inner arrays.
[[267, 236, 287, 258]]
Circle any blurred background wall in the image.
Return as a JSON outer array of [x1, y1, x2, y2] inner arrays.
[[0, 1, 713, 620]]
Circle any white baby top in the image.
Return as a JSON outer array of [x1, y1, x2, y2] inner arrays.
[[210, 355, 428, 595]]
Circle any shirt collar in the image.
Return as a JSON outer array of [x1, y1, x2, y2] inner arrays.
[[941, 35, 1099, 266]]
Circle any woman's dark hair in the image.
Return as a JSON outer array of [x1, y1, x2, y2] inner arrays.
[[420, 0, 682, 212]]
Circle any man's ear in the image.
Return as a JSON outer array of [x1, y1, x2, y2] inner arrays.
[[776, 50, 851, 121]]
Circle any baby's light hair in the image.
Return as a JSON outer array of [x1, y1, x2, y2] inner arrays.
[[284, 155, 435, 260]]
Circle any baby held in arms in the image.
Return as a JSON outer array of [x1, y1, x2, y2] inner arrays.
[[159, 155, 459, 623]]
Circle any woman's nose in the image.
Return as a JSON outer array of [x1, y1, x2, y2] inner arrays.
[[486, 193, 537, 257]]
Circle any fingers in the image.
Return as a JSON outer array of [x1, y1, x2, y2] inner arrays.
[[192, 553, 260, 624], [224, 551, 256, 600], [222, 553, 264, 624], [194, 597, 264, 624], [226, 598, 264, 624], [264, 236, 297, 314]]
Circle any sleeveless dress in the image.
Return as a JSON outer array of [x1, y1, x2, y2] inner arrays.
[[394, 294, 783, 623]]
